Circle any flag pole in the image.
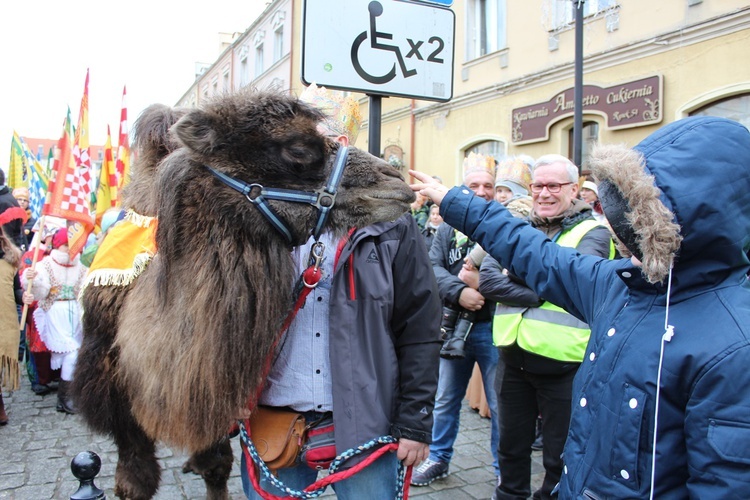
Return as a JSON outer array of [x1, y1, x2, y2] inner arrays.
[[19, 215, 46, 329]]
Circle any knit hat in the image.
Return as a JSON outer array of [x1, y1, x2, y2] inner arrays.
[[51, 228, 68, 249], [12, 187, 30, 202], [581, 180, 599, 197], [463, 153, 495, 180], [299, 82, 362, 145], [495, 157, 532, 193]]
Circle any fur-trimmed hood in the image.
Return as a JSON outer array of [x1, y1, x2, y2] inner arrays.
[[591, 117, 750, 288]]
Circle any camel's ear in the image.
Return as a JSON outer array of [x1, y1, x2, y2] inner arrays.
[[170, 109, 221, 156]]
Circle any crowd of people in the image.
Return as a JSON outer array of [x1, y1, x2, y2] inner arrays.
[[0, 167, 106, 422], [1, 94, 748, 499]]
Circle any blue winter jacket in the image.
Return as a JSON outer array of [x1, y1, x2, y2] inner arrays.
[[439, 117, 750, 498]]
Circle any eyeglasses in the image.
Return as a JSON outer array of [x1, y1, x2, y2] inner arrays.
[[529, 182, 574, 194]]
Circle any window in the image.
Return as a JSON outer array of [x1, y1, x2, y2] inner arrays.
[[549, 0, 616, 30], [465, 140, 505, 160], [240, 62, 249, 88], [568, 121, 599, 173], [689, 94, 750, 131], [255, 44, 264, 78], [465, 0, 506, 60], [274, 27, 284, 62], [222, 68, 230, 91]]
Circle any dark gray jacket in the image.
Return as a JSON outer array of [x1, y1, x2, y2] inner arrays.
[[429, 223, 494, 322], [329, 213, 442, 456]]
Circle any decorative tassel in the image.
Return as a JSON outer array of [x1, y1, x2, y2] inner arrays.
[[124, 210, 155, 228], [78, 252, 153, 299], [1, 355, 20, 392]]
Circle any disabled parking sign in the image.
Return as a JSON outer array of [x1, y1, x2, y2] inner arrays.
[[302, 0, 455, 102]]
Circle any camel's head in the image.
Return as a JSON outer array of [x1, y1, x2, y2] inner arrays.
[[168, 88, 414, 245]]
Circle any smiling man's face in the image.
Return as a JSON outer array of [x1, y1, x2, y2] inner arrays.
[[532, 162, 579, 218]]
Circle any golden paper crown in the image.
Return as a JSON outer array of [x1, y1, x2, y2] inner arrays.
[[495, 157, 533, 191], [299, 83, 362, 146], [462, 152, 496, 179]]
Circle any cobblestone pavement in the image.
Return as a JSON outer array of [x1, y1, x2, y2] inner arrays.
[[1, 371, 543, 499]]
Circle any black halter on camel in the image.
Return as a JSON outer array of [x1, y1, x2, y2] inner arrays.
[[205, 145, 349, 246], [206, 146, 414, 498]]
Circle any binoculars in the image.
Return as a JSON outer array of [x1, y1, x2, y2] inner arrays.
[[439, 306, 476, 360]]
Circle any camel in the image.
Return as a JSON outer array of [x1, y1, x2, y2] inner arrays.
[[72, 89, 415, 499]]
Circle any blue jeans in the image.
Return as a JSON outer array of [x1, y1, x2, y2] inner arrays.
[[430, 320, 500, 474], [241, 437, 399, 498]]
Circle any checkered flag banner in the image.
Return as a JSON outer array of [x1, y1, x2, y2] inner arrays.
[[43, 116, 94, 257], [19, 136, 49, 219]]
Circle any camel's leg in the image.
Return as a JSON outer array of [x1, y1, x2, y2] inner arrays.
[[181, 437, 234, 500], [112, 419, 161, 500], [74, 286, 162, 499]]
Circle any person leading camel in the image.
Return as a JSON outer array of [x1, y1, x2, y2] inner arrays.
[[241, 83, 442, 499], [410, 116, 750, 498], [22, 228, 86, 414]]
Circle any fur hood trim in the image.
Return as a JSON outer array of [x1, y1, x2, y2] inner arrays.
[[590, 144, 682, 283]]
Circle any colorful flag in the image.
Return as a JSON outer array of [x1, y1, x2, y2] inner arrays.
[[43, 113, 95, 258], [7, 131, 30, 189], [72, 69, 93, 205], [28, 159, 48, 220], [116, 85, 131, 190], [18, 136, 48, 220], [94, 126, 118, 229], [45, 146, 54, 180], [69, 70, 95, 257]]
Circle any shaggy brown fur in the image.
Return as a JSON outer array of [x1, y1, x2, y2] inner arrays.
[[590, 144, 682, 283], [72, 104, 196, 500], [74, 89, 413, 498]]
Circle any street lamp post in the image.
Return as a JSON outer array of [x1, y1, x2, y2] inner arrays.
[[573, 0, 585, 175]]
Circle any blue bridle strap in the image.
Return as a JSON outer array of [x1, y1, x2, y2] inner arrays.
[[205, 145, 349, 244]]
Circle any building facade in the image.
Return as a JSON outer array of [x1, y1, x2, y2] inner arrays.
[[178, 0, 750, 184]]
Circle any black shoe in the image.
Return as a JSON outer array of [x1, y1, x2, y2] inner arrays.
[[410, 458, 449, 486], [56, 381, 77, 415], [31, 384, 51, 396]]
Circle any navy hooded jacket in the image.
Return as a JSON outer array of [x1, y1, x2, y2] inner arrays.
[[439, 117, 750, 498]]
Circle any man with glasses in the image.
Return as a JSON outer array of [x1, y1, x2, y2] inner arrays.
[[488, 154, 613, 500]]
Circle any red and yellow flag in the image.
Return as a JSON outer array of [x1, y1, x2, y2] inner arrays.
[[43, 112, 94, 259], [116, 85, 131, 190], [94, 126, 118, 229], [66, 70, 95, 257]]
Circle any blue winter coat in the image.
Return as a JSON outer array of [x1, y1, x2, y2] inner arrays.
[[439, 117, 750, 498]]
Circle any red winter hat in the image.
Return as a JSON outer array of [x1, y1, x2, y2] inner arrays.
[[52, 228, 68, 249]]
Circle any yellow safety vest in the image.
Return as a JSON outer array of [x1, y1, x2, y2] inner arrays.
[[492, 219, 615, 362]]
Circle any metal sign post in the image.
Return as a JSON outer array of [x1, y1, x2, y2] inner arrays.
[[573, 0, 585, 173]]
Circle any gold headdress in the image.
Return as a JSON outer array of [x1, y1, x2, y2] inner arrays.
[[299, 83, 362, 146], [495, 157, 533, 192], [462, 152, 496, 180]]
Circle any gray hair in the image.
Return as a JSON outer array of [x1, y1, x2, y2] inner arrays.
[[533, 154, 578, 183]]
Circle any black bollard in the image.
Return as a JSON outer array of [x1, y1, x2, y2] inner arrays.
[[70, 451, 106, 500]]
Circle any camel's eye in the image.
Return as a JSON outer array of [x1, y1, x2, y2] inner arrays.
[[278, 133, 325, 169]]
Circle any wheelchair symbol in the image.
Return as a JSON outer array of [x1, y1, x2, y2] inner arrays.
[[350, 1, 417, 84]]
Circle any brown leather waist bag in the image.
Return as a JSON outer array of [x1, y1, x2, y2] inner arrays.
[[249, 406, 307, 471]]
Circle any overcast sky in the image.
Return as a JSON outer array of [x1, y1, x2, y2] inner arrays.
[[1, 1, 267, 173]]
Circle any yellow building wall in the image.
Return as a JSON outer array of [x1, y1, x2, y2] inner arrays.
[[356, 2, 750, 185]]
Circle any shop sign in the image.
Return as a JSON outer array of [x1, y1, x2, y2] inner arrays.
[[511, 75, 663, 144]]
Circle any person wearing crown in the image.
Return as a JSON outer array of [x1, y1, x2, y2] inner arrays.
[[411, 152, 502, 487], [240, 84, 442, 499]]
